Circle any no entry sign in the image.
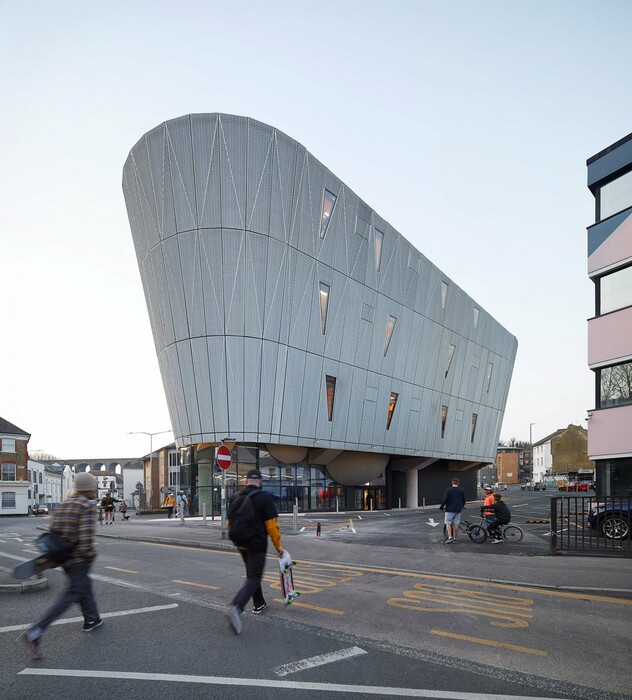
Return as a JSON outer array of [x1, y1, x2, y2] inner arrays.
[[216, 444, 232, 470]]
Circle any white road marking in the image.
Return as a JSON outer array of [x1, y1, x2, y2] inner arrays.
[[300, 527, 306, 532], [512, 504, 529, 507], [0, 550, 33, 562], [427, 518, 440, 527], [383, 513, 391, 517], [357, 515, 363, 520], [272, 646, 367, 676], [16, 668, 571, 699], [0, 603, 178, 634]]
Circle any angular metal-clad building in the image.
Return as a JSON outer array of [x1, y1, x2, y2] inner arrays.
[[123, 113, 517, 511]]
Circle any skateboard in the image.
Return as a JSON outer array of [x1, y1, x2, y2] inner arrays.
[[13, 555, 51, 581], [278, 550, 299, 605], [13, 532, 73, 581]]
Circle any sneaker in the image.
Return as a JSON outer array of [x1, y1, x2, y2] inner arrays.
[[82, 619, 103, 632], [252, 603, 268, 615], [18, 631, 42, 660], [445, 537, 454, 543], [227, 605, 242, 635], [491, 538, 503, 544]]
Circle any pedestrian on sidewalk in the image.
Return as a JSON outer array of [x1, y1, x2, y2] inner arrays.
[[226, 469, 284, 635], [119, 500, 129, 521], [18, 472, 103, 660], [101, 491, 116, 525], [163, 492, 175, 518], [439, 477, 466, 544], [176, 490, 188, 522]]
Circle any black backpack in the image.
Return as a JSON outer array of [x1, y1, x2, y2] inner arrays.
[[228, 490, 259, 545]]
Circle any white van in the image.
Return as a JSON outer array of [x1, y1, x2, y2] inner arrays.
[[494, 482, 508, 491]]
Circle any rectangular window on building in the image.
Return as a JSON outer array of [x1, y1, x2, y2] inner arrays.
[[598, 264, 632, 315], [441, 405, 448, 438], [441, 281, 448, 309], [374, 228, 384, 271], [598, 360, 632, 408], [445, 344, 456, 378], [387, 392, 398, 430], [384, 315, 397, 356], [320, 189, 337, 239], [471, 413, 478, 443], [168, 451, 179, 468], [1, 463, 16, 480], [1, 492, 16, 509], [319, 282, 330, 334], [599, 169, 632, 221], [325, 375, 336, 421], [1, 438, 16, 452]]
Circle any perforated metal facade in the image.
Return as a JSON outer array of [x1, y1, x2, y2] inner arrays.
[[123, 113, 516, 475]]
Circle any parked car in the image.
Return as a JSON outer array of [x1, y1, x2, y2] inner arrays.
[[587, 499, 631, 539], [520, 482, 534, 491], [494, 482, 508, 491], [558, 481, 589, 492], [32, 504, 49, 515]]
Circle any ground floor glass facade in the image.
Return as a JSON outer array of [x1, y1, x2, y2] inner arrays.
[[183, 444, 386, 516]]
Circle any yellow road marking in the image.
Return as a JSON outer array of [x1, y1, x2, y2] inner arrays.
[[431, 629, 548, 656], [273, 598, 344, 615], [173, 579, 220, 590], [105, 566, 138, 574], [143, 543, 632, 606]]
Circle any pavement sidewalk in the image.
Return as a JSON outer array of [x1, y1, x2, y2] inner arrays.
[[3, 512, 632, 596]]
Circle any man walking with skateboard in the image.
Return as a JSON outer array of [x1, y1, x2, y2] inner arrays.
[[18, 471, 103, 659], [226, 468, 284, 634]]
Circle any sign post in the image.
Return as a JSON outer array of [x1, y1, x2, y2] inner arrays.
[[216, 444, 232, 540]]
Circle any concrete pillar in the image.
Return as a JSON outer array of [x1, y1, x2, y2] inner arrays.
[[406, 469, 419, 508]]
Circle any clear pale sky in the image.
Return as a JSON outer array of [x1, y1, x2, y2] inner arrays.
[[2, 1, 631, 458]]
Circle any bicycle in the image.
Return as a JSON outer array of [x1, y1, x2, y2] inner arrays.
[[466, 516, 523, 544]]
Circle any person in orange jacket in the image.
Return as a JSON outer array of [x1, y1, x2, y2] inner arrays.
[[482, 486, 496, 523]]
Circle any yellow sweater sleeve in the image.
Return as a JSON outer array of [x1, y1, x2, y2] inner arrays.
[[264, 517, 282, 552]]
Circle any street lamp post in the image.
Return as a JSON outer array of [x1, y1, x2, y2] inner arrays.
[[128, 430, 172, 509], [529, 423, 535, 481]]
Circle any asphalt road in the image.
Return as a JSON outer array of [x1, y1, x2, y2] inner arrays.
[[1, 498, 631, 700]]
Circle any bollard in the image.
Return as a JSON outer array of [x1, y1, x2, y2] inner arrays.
[[316, 522, 321, 537], [202, 502, 207, 526]]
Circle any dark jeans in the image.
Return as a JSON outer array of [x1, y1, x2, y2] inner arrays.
[[232, 549, 267, 611], [488, 519, 509, 539], [33, 560, 99, 634]]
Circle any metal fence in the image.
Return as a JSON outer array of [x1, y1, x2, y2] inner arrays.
[[550, 496, 632, 556]]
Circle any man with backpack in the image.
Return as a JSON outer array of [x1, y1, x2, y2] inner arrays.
[[226, 468, 284, 635]]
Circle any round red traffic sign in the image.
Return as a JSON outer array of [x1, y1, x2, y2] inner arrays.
[[216, 445, 232, 470]]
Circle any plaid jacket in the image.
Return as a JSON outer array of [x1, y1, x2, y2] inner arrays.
[[50, 493, 97, 566]]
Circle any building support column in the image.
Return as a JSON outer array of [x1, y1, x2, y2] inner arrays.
[[406, 468, 418, 508]]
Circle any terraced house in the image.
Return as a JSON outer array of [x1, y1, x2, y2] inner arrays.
[[0, 417, 31, 516]]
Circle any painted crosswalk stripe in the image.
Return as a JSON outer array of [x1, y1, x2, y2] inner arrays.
[[17, 668, 571, 699], [0, 603, 178, 634], [272, 646, 366, 676]]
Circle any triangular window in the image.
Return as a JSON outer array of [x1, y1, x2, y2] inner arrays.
[[471, 413, 478, 443], [374, 228, 384, 271], [319, 282, 330, 334], [387, 392, 398, 430], [445, 344, 456, 378], [384, 315, 397, 356], [320, 189, 337, 239], [485, 362, 494, 393], [441, 281, 449, 310], [473, 307, 479, 328], [441, 405, 448, 438], [325, 375, 336, 421]]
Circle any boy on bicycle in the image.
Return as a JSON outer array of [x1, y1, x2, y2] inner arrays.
[[481, 493, 511, 543]]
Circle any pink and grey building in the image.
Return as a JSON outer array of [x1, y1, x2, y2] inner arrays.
[[587, 134, 632, 496]]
